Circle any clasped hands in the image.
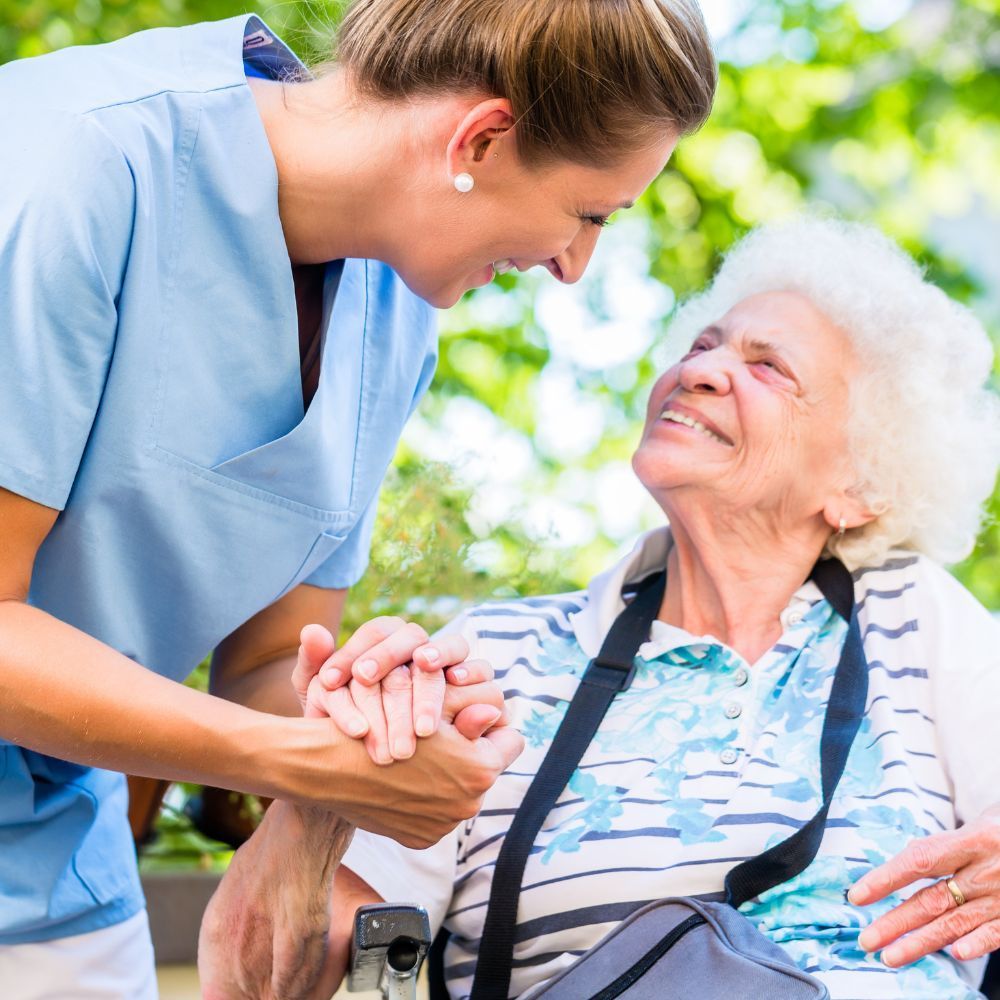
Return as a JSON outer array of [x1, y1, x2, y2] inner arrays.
[[292, 615, 508, 766]]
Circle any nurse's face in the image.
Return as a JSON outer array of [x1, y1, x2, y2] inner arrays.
[[401, 132, 677, 309]]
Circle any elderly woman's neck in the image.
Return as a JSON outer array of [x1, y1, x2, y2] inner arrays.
[[660, 516, 830, 665]]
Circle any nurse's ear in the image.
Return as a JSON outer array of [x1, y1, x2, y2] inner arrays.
[[445, 98, 516, 189]]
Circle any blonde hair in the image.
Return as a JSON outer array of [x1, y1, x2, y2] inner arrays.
[[335, 0, 717, 166], [663, 216, 1000, 569]]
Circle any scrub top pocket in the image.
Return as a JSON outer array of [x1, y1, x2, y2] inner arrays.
[[151, 251, 363, 518]]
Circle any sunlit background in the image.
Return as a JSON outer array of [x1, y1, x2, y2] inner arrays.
[[4, 3, 998, 990], [4, 0, 998, 619]]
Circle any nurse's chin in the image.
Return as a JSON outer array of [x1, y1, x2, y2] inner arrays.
[[395, 263, 493, 309], [393, 272, 466, 310], [419, 280, 482, 310]]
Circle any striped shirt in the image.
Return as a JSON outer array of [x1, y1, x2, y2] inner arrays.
[[344, 528, 1000, 999]]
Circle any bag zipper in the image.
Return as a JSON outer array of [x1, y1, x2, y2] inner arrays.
[[589, 912, 707, 1000]]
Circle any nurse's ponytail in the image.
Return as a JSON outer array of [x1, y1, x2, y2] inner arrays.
[[334, 0, 716, 167]]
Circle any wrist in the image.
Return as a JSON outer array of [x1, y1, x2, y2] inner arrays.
[[264, 798, 356, 853], [248, 712, 360, 810]]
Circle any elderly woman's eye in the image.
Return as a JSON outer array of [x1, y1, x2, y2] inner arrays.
[[684, 342, 710, 358], [584, 214, 610, 228]]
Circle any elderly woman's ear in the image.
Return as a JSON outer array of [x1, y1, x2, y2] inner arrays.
[[822, 491, 879, 537]]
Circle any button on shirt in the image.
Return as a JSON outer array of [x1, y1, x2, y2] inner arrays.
[[0, 16, 436, 942], [344, 529, 1000, 999]]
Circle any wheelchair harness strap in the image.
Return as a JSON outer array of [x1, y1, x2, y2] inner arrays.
[[468, 558, 866, 1000]]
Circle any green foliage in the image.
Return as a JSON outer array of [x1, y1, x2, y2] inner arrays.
[[4, 2, 996, 597], [139, 799, 235, 873], [11, 0, 997, 871], [342, 459, 575, 638]]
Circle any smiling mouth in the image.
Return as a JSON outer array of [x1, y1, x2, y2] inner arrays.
[[659, 408, 731, 446]]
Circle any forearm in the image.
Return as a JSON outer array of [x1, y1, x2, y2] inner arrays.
[[0, 600, 322, 799], [211, 650, 300, 717], [200, 800, 356, 1000]]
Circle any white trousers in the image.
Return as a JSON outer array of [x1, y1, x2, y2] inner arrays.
[[0, 911, 158, 1000]]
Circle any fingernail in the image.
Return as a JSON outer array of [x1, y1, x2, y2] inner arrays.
[[881, 947, 900, 967], [415, 714, 435, 737], [952, 943, 967, 961], [347, 718, 367, 738], [322, 667, 342, 687], [485, 709, 502, 727], [392, 739, 414, 760], [375, 747, 393, 766], [451, 667, 468, 682], [422, 647, 440, 665], [356, 659, 377, 681], [857, 929, 876, 952]]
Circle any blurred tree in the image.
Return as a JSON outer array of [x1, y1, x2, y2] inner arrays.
[[10, 0, 996, 868], [3, 0, 997, 610]]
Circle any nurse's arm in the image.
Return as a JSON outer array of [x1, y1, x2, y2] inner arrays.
[[0, 488, 323, 794], [210, 582, 350, 718], [0, 488, 514, 846]]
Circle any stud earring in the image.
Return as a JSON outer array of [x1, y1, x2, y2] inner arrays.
[[838, 516, 847, 537], [454, 172, 474, 193]]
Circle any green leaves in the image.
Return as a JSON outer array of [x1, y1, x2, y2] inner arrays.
[[6, 0, 997, 607]]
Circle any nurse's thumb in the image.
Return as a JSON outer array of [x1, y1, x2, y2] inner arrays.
[[292, 624, 336, 707]]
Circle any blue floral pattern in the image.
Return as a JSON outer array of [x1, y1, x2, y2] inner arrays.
[[512, 599, 981, 998]]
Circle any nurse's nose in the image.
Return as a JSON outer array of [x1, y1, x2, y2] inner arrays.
[[549, 224, 602, 284], [678, 348, 733, 396]]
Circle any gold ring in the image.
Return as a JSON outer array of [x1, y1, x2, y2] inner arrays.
[[946, 878, 967, 907]]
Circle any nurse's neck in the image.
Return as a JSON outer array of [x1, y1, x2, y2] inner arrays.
[[248, 71, 455, 268]]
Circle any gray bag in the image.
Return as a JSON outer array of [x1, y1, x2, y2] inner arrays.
[[519, 897, 828, 999], [465, 560, 863, 1000]]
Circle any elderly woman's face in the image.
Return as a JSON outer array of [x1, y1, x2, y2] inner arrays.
[[633, 291, 859, 524]]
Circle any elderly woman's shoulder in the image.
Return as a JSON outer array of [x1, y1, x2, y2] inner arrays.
[[443, 589, 590, 647], [854, 549, 999, 651]]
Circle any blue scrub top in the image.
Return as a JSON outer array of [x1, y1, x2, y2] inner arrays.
[[0, 16, 437, 943]]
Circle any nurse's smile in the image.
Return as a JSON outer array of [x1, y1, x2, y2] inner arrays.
[[0, 0, 716, 990]]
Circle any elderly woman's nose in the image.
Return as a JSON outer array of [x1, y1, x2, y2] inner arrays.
[[678, 350, 732, 394]]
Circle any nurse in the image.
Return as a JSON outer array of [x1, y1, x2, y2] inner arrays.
[[0, 0, 716, 996]]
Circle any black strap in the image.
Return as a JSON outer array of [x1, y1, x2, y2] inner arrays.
[[725, 558, 866, 907], [469, 557, 866, 1000], [469, 571, 666, 1000]]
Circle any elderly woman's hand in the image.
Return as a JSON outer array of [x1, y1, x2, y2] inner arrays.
[[849, 806, 1000, 966]]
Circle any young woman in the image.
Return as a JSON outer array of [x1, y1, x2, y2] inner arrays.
[[0, 0, 716, 996]]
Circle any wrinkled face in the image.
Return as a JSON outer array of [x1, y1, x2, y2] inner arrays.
[[632, 291, 859, 523], [400, 135, 677, 308]]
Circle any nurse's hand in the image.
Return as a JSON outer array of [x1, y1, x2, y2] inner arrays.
[[312, 656, 507, 765], [293, 617, 497, 764]]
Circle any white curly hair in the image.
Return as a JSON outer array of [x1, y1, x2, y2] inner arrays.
[[661, 216, 1000, 569]]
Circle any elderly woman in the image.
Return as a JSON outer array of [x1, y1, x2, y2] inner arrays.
[[201, 217, 1000, 1000]]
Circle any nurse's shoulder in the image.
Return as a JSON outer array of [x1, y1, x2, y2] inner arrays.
[[0, 17, 252, 287], [0, 17, 247, 120]]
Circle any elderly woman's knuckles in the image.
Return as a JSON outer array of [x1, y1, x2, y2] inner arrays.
[[898, 837, 946, 879]]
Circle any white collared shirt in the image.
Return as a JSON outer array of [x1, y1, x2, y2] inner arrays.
[[344, 529, 1000, 999]]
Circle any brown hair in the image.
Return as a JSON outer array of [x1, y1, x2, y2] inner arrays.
[[335, 0, 717, 167]]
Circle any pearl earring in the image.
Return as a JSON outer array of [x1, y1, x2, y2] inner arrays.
[[454, 172, 474, 193], [837, 516, 847, 537]]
